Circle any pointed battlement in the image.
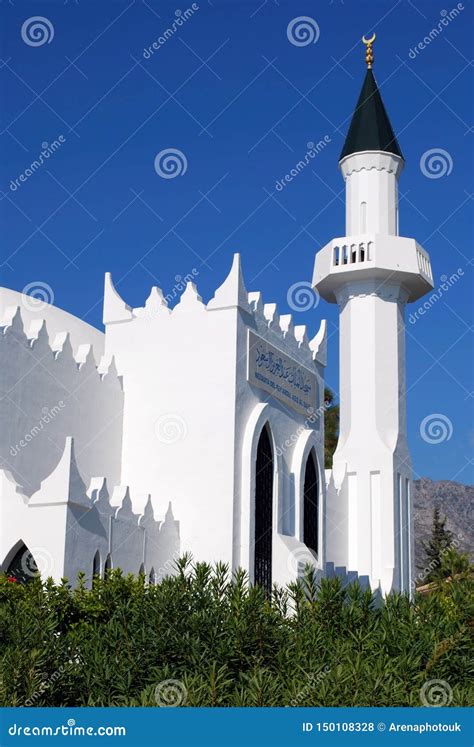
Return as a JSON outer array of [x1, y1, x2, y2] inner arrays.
[[279, 314, 294, 338], [103, 273, 133, 325], [0, 287, 105, 356], [0, 444, 179, 586], [207, 253, 251, 313], [309, 319, 327, 365], [102, 255, 327, 369], [174, 282, 206, 314], [0, 304, 123, 499], [89, 477, 112, 513], [139, 494, 154, 526], [29, 437, 89, 508], [134, 287, 170, 318], [0, 306, 121, 389], [2, 437, 173, 531]]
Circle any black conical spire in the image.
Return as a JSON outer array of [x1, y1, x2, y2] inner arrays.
[[339, 38, 403, 161]]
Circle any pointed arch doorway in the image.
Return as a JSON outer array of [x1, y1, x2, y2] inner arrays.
[[254, 425, 273, 595], [4, 541, 38, 584], [303, 449, 319, 555]]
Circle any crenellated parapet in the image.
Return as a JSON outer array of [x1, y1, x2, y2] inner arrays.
[[0, 437, 180, 585], [103, 253, 327, 370], [0, 305, 121, 388], [0, 307, 123, 497], [0, 286, 105, 357]]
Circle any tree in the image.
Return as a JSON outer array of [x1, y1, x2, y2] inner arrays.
[[439, 546, 470, 580], [324, 387, 339, 468], [421, 507, 454, 582]]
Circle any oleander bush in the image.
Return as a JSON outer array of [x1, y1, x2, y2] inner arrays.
[[0, 558, 473, 707]]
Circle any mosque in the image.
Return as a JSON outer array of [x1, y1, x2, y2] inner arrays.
[[0, 38, 433, 595]]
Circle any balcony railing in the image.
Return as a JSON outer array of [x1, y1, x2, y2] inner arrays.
[[333, 241, 374, 267], [416, 247, 433, 281]]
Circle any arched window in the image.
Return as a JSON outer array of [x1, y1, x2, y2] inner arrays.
[[303, 450, 319, 555], [149, 567, 156, 585], [360, 201, 367, 233], [139, 563, 145, 576], [104, 554, 112, 577], [5, 542, 38, 584], [254, 425, 273, 595], [92, 550, 101, 578]]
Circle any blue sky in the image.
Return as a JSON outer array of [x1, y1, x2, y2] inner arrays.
[[1, 0, 472, 483]]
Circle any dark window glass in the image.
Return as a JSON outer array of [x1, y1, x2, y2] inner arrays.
[[254, 426, 273, 595], [92, 551, 100, 577], [6, 543, 38, 584], [303, 451, 319, 554]]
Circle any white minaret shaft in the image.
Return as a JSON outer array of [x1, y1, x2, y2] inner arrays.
[[313, 38, 434, 596], [341, 151, 402, 236]]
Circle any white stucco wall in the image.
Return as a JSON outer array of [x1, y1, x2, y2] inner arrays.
[[0, 307, 123, 495], [0, 438, 179, 586], [0, 255, 327, 588], [234, 295, 326, 587], [103, 254, 327, 584], [104, 282, 240, 566]]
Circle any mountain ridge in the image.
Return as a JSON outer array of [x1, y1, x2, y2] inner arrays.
[[413, 477, 473, 568]]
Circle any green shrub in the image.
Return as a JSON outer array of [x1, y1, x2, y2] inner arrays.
[[0, 561, 472, 707]]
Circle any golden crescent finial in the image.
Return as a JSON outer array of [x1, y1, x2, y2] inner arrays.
[[362, 33, 376, 68], [362, 33, 376, 45]]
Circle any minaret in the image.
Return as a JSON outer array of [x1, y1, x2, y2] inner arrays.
[[313, 36, 434, 595]]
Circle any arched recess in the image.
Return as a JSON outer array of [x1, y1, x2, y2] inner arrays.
[[149, 567, 156, 585], [303, 450, 319, 555], [254, 424, 274, 594], [92, 550, 101, 578], [360, 201, 367, 233], [139, 562, 145, 576], [240, 404, 281, 582], [2, 540, 38, 584], [104, 554, 112, 577], [291, 430, 323, 561]]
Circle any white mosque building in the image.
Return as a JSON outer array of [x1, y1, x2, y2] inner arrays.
[[0, 41, 433, 595]]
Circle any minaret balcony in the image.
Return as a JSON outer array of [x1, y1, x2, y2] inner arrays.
[[312, 234, 434, 304]]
